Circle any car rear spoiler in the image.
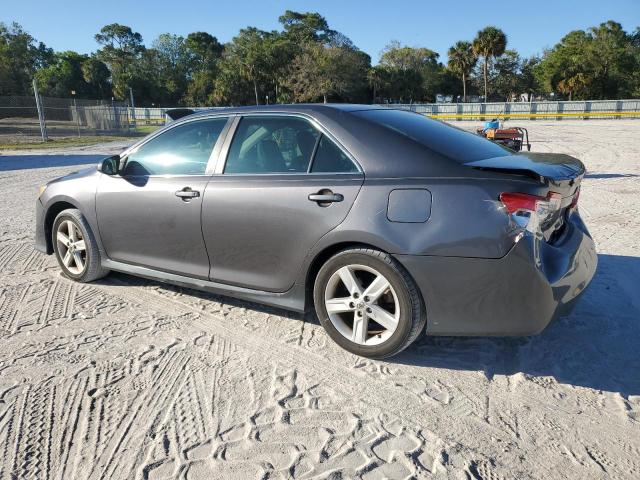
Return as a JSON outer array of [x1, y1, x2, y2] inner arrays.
[[165, 108, 195, 122], [466, 153, 585, 194]]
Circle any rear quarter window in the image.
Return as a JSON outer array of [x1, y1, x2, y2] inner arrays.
[[352, 109, 510, 163], [311, 136, 359, 173]]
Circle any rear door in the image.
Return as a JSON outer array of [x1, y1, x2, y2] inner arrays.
[[96, 116, 230, 278], [202, 114, 364, 292]]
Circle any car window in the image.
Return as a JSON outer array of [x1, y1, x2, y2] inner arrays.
[[311, 135, 359, 173], [224, 116, 320, 174], [123, 118, 227, 176], [352, 109, 510, 163]]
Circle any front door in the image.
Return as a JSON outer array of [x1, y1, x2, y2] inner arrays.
[[96, 117, 229, 279], [202, 115, 364, 292]]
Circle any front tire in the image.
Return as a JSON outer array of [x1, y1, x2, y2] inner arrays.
[[313, 248, 426, 359], [52, 209, 109, 282]]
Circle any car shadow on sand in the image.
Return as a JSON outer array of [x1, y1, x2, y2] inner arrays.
[[0, 154, 106, 172], [106, 253, 639, 398], [584, 172, 639, 179], [395, 253, 640, 397]]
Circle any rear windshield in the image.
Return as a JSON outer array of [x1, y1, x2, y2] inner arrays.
[[353, 108, 509, 163]]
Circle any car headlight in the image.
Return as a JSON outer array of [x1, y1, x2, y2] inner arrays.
[[38, 185, 47, 197]]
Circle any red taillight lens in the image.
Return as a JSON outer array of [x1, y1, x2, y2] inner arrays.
[[499, 192, 544, 214], [500, 192, 562, 214]]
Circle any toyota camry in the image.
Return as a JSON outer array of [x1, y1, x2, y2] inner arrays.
[[35, 105, 597, 358]]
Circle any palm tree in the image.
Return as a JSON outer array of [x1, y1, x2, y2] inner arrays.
[[472, 27, 507, 100], [447, 41, 477, 102], [557, 73, 590, 101]]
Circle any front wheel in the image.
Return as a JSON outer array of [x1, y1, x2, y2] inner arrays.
[[52, 209, 109, 282], [313, 248, 426, 359]]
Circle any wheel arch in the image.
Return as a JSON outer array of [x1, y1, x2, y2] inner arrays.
[[43, 200, 81, 254], [304, 241, 392, 310]]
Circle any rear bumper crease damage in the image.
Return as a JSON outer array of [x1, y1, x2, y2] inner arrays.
[[395, 212, 597, 336]]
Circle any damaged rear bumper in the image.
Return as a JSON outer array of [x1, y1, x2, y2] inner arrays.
[[395, 212, 597, 336]]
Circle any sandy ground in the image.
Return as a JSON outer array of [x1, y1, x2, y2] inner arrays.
[[0, 121, 639, 479]]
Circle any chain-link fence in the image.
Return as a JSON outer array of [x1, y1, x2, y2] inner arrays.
[[5, 94, 638, 145], [0, 94, 133, 144]]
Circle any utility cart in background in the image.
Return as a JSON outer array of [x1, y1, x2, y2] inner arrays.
[[477, 119, 531, 152]]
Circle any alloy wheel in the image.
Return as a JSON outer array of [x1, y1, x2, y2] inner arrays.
[[56, 219, 87, 275], [324, 264, 400, 346]]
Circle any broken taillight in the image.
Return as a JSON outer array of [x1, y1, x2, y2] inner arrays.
[[500, 191, 562, 233]]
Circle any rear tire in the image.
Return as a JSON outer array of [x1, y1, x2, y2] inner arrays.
[[313, 247, 426, 359], [52, 209, 109, 282]]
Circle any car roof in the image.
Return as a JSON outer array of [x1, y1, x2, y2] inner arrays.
[[187, 103, 383, 117]]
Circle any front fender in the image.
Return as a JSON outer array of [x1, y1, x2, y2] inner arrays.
[[39, 168, 104, 256]]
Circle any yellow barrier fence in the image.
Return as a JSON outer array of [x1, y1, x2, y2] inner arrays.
[[427, 111, 640, 120]]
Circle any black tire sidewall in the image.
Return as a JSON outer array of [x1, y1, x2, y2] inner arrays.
[[314, 251, 416, 358], [52, 212, 92, 281]]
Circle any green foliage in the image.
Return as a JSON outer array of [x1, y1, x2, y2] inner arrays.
[[212, 27, 281, 105], [447, 41, 477, 101], [183, 32, 223, 106], [535, 21, 638, 100], [151, 34, 191, 104], [81, 57, 111, 98], [278, 12, 369, 103], [35, 51, 111, 98], [94, 23, 144, 99], [518, 56, 541, 96], [473, 26, 507, 99], [1, 15, 639, 106], [211, 11, 368, 106], [373, 41, 445, 102], [492, 50, 522, 100], [287, 42, 370, 103], [186, 32, 223, 64], [279, 10, 336, 44], [0, 22, 52, 95]]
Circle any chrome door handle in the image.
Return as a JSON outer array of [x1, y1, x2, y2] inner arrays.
[[175, 188, 200, 200]]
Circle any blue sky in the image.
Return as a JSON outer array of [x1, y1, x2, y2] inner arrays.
[[4, 0, 639, 62]]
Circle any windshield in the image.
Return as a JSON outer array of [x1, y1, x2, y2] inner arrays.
[[353, 109, 510, 163]]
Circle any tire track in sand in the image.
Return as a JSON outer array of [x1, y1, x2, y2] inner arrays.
[[93, 275, 517, 469]]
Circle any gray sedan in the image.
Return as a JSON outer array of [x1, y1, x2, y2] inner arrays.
[[35, 105, 597, 358]]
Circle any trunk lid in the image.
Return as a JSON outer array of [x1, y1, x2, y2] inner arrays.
[[465, 152, 584, 195]]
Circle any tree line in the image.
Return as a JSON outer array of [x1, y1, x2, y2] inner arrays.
[[1, 12, 639, 106]]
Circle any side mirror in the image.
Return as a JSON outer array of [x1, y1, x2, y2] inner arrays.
[[99, 155, 120, 175]]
